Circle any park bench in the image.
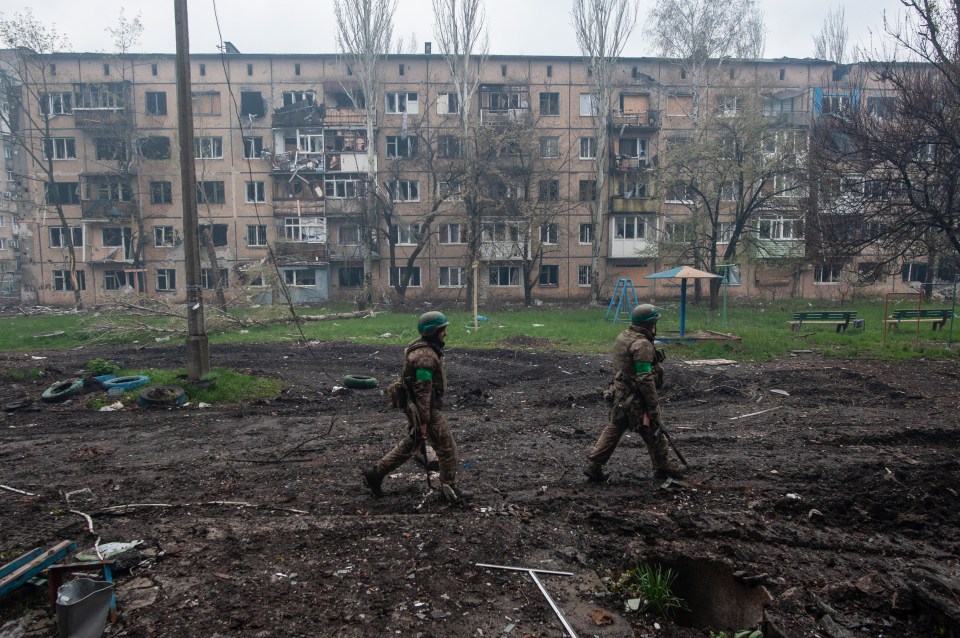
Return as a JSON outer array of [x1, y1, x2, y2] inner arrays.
[[885, 308, 957, 331], [790, 310, 859, 333]]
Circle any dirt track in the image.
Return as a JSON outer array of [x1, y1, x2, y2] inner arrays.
[[1, 339, 959, 637]]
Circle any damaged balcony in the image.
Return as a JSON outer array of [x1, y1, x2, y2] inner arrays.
[[74, 108, 127, 129], [609, 109, 660, 130], [610, 196, 659, 214], [272, 102, 326, 128], [273, 240, 329, 266], [81, 199, 137, 222], [479, 85, 531, 125]]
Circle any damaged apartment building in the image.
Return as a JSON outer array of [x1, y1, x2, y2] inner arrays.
[[0, 46, 944, 307]]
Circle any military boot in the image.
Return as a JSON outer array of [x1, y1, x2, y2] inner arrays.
[[583, 463, 610, 483], [441, 484, 472, 503], [363, 466, 384, 497], [647, 436, 686, 480]]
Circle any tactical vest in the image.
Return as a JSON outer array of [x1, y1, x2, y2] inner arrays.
[[612, 326, 651, 380], [402, 338, 446, 395]]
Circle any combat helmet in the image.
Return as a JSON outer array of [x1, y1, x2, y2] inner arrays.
[[418, 311, 449, 336], [631, 303, 660, 325]]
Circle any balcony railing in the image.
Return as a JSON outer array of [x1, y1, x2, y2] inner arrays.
[[610, 197, 658, 214], [274, 240, 328, 265], [479, 108, 531, 125], [609, 110, 659, 129], [272, 200, 324, 217], [73, 108, 126, 129], [81, 199, 136, 221]]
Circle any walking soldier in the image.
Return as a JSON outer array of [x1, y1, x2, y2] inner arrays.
[[584, 304, 686, 482], [364, 311, 471, 503]]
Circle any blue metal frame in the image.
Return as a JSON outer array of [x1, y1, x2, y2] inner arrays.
[[605, 277, 638, 323]]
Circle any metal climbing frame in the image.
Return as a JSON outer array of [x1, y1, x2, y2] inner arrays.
[[605, 277, 639, 323]]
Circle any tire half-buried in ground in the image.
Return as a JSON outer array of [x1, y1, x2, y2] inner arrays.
[[138, 385, 187, 407], [342, 374, 378, 389], [40, 378, 84, 403]]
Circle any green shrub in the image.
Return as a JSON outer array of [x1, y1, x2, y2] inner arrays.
[[87, 358, 120, 375]]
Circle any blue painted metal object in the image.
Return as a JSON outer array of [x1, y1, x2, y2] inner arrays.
[[605, 278, 639, 323], [0, 541, 75, 599]]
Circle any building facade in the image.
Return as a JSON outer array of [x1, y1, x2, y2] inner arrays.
[[0, 48, 939, 308]]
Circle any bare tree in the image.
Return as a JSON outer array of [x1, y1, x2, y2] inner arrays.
[[433, 0, 489, 136], [571, 0, 638, 304], [659, 90, 808, 308], [646, 0, 766, 121], [813, 5, 850, 63], [334, 0, 397, 303], [0, 10, 82, 306], [809, 1, 960, 299]]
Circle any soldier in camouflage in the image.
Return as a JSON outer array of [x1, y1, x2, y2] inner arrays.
[[584, 304, 686, 482], [364, 311, 471, 503]]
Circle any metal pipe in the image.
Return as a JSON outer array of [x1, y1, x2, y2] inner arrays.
[[529, 571, 579, 638], [475, 563, 578, 638], [475, 563, 574, 577]]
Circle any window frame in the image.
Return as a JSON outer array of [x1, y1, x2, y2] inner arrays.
[[42, 137, 77, 160], [389, 266, 422, 287], [156, 268, 178, 292], [145, 91, 167, 115], [154, 225, 176, 247], [385, 91, 419, 114], [438, 265, 466, 288], [539, 264, 559, 287], [194, 136, 224, 160], [246, 224, 268, 247], [579, 137, 596, 159], [245, 181, 266, 203], [539, 92, 560, 116], [149, 181, 173, 205]]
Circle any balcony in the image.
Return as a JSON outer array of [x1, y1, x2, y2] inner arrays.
[[764, 111, 811, 126], [326, 152, 369, 173], [479, 241, 527, 261], [323, 198, 364, 217], [326, 107, 369, 127], [610, 110, 659, 130], [479, 108, 531, 125], [274, 240, 328, 265], [81, 199, 136, 222], [272, 102, 325, 128], [751, 239, 806, 259], [87, 245, 132, 264], [612, 156, 651, 173], [73, 108, 126, 129], [610, 197, 658, 214], [272, 200, 324, 217]]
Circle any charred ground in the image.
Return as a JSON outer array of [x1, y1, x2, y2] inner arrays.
[[1, 340, 958, 637]]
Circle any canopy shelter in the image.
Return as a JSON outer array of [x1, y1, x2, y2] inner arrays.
[[644, 266, 721, 336]]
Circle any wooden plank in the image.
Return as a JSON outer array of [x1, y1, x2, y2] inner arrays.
[[0, 541, 75, 599], [0, 548, 44, 580]]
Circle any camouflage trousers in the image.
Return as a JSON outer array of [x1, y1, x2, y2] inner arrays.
[[586, 403, 670, 470], [375, 409, 459, 486]]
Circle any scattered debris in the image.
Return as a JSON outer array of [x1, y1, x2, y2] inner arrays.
[[684, 359, 738, 366], [730, 406, 782, 420], [770, 389, 790, 396]]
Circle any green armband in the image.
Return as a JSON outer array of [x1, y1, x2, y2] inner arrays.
[[634, 361, 652, 374], [415, 368, 434, 381]]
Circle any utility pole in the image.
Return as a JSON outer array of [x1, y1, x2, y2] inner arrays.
[[174, 0, 210, 379]]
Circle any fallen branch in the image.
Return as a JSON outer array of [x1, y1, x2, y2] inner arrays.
[[299, 310, 374, 321]]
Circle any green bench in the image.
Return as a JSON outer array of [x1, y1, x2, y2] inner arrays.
[[885, 308, 957, 331], [790, 310, 859, 333]]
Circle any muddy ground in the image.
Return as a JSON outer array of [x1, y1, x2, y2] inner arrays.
[[1, 337, 958, 638]]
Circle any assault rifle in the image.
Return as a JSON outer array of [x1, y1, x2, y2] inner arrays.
[[405, 377, 432, 490]]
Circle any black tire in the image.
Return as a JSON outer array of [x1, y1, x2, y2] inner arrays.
[[342, 374, 379, 390], [138, 385, 187, 407], [40, 378, 83, 403], [102, 375, 150, 393]]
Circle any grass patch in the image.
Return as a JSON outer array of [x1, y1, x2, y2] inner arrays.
[[99, 367, 282, 406], [613, 563, 688, 616], [1, 300, 958, 362]]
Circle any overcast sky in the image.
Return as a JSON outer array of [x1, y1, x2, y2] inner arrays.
[[1, 0, 907, 60]]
